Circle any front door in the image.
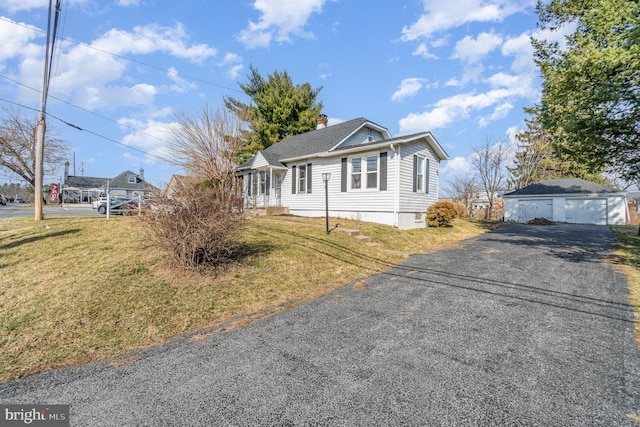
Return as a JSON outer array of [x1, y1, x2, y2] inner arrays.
[[274, 173, 283, 206]]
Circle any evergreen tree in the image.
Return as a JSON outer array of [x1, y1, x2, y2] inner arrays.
[[224, 66, 323, 163], [508, 106, 605, 188], [534, 0, 640, 182]]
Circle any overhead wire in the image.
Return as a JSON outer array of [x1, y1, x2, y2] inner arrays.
[[0, 16, 243, 94], [0, 12, 242, 168], [0, 97, 180, 166]]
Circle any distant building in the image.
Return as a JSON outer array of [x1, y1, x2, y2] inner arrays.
[[62, 161, 158, 203]]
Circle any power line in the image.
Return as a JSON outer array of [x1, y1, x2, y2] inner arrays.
[[0, 97, 180, 166], [0, 16, 243, 94], [0, 73, 176, 147]]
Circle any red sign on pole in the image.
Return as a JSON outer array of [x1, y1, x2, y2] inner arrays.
[[50, 183, 58, 201]]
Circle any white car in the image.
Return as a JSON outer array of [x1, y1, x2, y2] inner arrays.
[[92, 197, 108, 209]]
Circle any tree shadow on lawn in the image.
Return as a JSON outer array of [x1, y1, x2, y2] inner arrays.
[[0, 229, 81, 252]]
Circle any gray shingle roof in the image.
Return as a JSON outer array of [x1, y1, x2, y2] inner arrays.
[[504, 178, 620, 196], [65, 176, 109, 189], [239, 117, 370, 168]]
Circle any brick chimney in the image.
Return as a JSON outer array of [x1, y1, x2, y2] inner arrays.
[[316, 113, 328, 129]]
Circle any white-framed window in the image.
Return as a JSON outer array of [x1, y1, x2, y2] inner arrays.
[[127, 175, 136, 184], [413, 154, 430, 193], [298, 164, 307, 194], [351, 158, 362, 189], [350, 155, 378, 190], [416, 156, 424, 191]]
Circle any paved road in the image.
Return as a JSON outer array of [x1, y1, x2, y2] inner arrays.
[[0, 204, 102, 218], [1, 224, 639, 426]]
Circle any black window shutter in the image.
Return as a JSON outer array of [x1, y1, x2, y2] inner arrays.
[[425, 159, 430, 193], [379, 152, 387, 191], [412, 155, 417, 193], [307, 163, 312, 193], [291, 166, 296, 194], [341, 158, 347, 192]]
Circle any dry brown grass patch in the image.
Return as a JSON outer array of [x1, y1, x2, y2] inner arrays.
[[0, 215, 492, 382]]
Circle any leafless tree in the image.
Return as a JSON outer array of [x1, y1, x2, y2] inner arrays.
[[167, 105, 246, 202], [140, 105, 247, 270], [0, 108, 68, 187], [471, 140, 511, 220], [444, 175, 478, 217]]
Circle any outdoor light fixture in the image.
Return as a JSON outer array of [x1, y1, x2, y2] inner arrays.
[[322, 173, 331, 235]]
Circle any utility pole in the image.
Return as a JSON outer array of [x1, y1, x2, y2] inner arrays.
[[34, 0, 61, 221]]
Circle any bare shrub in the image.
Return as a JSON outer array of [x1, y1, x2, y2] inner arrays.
[[139, 105, 247, 270], [140, 183, 244, 269]]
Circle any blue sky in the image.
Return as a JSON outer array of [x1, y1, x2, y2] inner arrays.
[[0, 0, 567, 192]]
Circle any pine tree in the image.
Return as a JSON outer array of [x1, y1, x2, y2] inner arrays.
[[224, 66, 323, 164]]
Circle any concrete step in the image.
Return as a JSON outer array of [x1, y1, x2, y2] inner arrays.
[[355, 235, 371, 243]]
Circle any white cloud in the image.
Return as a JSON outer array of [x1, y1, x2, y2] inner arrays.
[[119, 117, 175, 163], [412, 42, 438, 59], [0, 18, 40, 63], [453, 31, 503, 64], [401, 0, 534, 42], [440, 156, 474, 184], [399, 88, 514, 133], [165, 67, 198, 94], [9, 23, 216, 110], [237, 0, 329, 49], [479, 102, 513, 127], [94, 23, 216, 63], [218, 52, 244, 79], [117, 0, 141, 6], [391, 78, 428, 102]]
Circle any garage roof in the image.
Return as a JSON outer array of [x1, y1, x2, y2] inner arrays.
[[504, 178, 620, 197]]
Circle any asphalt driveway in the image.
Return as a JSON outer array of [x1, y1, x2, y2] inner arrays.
[[1, 224, 639, 426]]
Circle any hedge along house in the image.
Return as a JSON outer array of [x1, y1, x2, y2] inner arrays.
[[503, 178, 629, 225], [237, 116, 449, 229]]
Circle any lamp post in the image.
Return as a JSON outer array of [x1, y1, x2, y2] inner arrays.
[[322, 172, 331, 235]]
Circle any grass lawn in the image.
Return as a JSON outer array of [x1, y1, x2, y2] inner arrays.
[[0, 215, 491, 382], [610, 226, 640, 344]]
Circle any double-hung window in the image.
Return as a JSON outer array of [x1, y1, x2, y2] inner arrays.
[[416, 157, 424, 192], [351, 158, 362, 189], [413, 155, 430, 193], [366, 155, 377, 189], [350, 155, 378, 190], [298, 164, 307, 193]]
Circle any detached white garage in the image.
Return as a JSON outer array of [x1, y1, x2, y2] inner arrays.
[[504, 178, 628, 225]]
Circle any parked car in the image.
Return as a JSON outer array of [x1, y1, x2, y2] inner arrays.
[[14, 198, 26, 203], [92, 197, 108, 209], [97, 198, 139, 215], [0, 194, 6, 205]]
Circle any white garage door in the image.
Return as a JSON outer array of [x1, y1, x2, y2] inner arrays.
[[517, 199, 553, 223], [565, 198, 607, 225]]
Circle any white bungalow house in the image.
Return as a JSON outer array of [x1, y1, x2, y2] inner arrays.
[[237, 116, 448, 229]]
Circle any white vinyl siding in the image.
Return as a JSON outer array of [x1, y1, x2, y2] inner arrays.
[[400, 143, 439, 213]]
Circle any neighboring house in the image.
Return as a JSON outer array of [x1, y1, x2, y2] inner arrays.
[[165, 174, 201, 198], [237, 116, 449, 229], [63, 161, 157, 202], [503, 178, 628, 225]]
